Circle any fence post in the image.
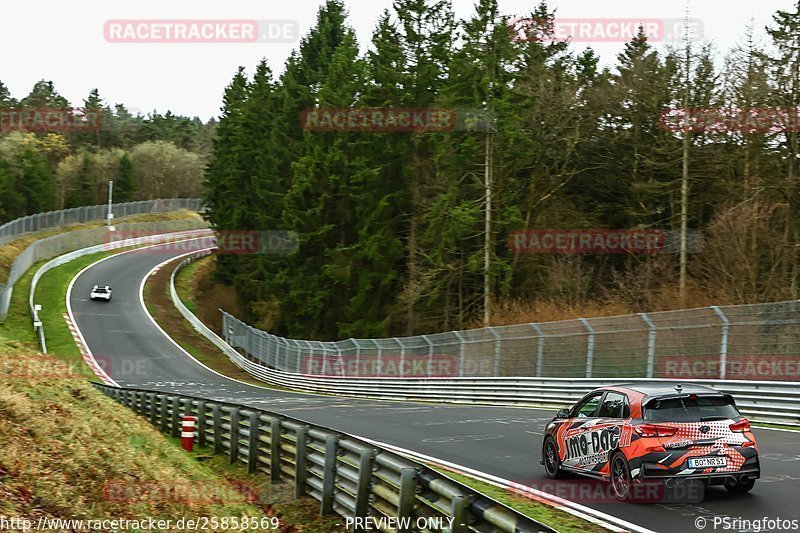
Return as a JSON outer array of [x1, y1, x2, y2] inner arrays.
[[353, 447, 375, 518], [488, 327, 500, 377], [247, 412, 260, 474], [395, 337, 405, 378], [531, 323, 545, 377], [294, 426, 309, 499], [712, 306, 730, 380], [229, 408, 241, 464], [321, 434, 338, 515], [639, 313, 657, 378], [372, 339, 382, 376], [397, 467, 417, 533], [355, 341, 362, 378], [580, 318, 595, 378], [269, 417, 282, 482], [421, 335, 434, 378], [453, 331, 466, 377]]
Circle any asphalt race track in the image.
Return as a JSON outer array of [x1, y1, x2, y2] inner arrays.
[[68, 244, 800, 532]]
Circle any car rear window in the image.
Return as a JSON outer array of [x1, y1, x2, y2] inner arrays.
[[644, 395, 740, 422], [94, 287, 108, 293]]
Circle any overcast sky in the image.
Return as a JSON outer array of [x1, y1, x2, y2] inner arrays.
[[1, 0, 794, 121]]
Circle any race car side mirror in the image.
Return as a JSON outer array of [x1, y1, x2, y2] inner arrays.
[[555, 408, 570, 419]]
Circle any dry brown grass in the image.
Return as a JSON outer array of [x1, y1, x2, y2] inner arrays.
[[0, 336, 266, 521], [188, 257, 246, 335], [0, 210, 203, 284], [483, 283, 718, 328]]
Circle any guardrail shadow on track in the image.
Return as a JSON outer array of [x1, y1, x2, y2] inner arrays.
[[92, 383, 554, 533]]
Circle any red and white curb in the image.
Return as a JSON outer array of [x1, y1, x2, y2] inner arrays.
[[63, 312, 118, 387]]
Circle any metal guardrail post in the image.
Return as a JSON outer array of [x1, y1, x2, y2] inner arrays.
[[488, 327, 500, 377], [197, 401, 207, 447], [712, 306, 730, 380], [321, 434, 338, 515], [453, 331, 466, 377], [212, 404, 223, 454], [294, 426, 309, 499], [531, 323, 545, 377], [269, 417, 282, 482], [229, 408, 241, 464], [397, 467, 417, 533], [160, 395, 170, 432], [247, 412, 260, 474], [171, 397, 180, 437], [450, 494, 469, 533], [639, 313, 657, 378], [354, 448, 375, 518], [149, 393, 158, 424], [579, 318, 595, 378]]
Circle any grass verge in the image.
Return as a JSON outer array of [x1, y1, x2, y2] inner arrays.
[[430, 467, 608, 533], [144, 255, 271, 388], [0, 331, 348, 530]]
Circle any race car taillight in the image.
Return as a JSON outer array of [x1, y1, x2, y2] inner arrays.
[[635, 424, 678, 437], [729, 419, 750, 433]]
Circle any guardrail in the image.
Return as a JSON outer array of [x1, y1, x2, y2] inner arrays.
[[27, 224, 212, 352], [169, 252, 800, 427], [91, 383, 553, 533], [1, 198, 204, 322]]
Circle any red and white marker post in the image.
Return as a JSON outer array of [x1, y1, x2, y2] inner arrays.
[[181, 416, 196, 452]]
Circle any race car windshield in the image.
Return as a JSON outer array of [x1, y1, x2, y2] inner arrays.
[[643, 395, 740, 422], [94, 287, 109, 293]]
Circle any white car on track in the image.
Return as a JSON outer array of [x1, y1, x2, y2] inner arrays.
[[90, 285, 112, 301]]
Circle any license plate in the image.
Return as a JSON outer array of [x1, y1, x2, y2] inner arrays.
[[688, 456, 727, 468]]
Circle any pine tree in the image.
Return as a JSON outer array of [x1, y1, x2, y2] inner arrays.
[[116, 153, 136, 201]]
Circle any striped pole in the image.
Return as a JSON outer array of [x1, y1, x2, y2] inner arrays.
[[181, 415, 196, 452]]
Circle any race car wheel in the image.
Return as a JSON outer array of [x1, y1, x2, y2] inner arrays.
[[611, 453, 633, 501], [543, 437, 564, 479], [724, 476, 756, 494]]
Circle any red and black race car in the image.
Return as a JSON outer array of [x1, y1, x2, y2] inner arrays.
[[541, 382, 760, 501]]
